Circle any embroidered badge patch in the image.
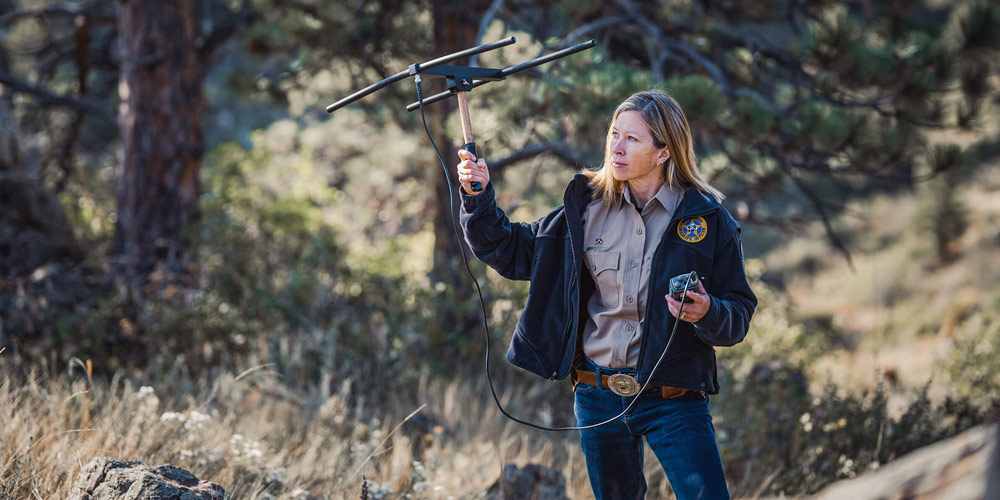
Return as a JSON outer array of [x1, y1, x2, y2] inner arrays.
[[678, 216, 708, 243]]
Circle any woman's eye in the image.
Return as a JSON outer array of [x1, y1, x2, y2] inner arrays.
[[628, 136, 637, 142]]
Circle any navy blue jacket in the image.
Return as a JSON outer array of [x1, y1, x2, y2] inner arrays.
[[460, 174, 757, 394]]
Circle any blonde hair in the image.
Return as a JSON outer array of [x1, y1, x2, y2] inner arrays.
[[583, 90, 724, 204]]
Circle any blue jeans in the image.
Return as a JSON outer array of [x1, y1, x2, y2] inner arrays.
[[573, 358, 730, 500]]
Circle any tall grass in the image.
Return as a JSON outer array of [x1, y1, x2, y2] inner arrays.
[[0, 359, 605, 499]]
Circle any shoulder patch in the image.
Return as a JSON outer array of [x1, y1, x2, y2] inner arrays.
[[678, 216, 708, 243]]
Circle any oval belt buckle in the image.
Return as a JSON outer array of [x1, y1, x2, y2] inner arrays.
[[607, 373, 640, 397]]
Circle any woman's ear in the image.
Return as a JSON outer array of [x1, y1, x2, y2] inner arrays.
[[658, 148, 671, 165]]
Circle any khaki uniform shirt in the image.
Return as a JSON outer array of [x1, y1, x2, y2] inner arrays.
[[580, 183, 684, 368]]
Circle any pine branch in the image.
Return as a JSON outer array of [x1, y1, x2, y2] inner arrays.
[[611, 0, 786, 112], [0, 4, 89, 27], [552, 16, 628, 49], [488, 140, 592, 174], [196, 2, 261, 65], [541, 139, 593, 169], [469, 0, 504, 67], [781, 161, 855, 270], [0, 69, 113, 121], [613, 0, 728, 89], [489, 142, 548, 172], [0, 3, 114, 28]]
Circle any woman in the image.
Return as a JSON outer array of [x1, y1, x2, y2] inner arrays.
[[457, 90, 756, 499]]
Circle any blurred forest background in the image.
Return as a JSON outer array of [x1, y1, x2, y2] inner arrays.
[[1, 0, 999, 498]]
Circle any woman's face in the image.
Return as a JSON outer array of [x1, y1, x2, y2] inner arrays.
[[608, 110, 669, 185]]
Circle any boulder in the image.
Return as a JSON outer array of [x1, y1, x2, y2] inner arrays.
[[68, 457, 225, 500], [485, 463, 568, 500]]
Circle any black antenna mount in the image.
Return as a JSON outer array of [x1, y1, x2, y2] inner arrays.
[[325, 37, 597, 192]]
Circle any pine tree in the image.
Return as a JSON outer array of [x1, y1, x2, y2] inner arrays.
[[917, 145, 969, 264]]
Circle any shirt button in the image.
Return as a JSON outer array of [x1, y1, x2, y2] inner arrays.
[[637, 228, 643, 235], [616, 356, 622, 363], [631, 260, 638, 268], [626, 295, 634, 303], [625, 324, 633, 332]]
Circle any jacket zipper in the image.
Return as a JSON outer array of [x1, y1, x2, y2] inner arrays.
[[550, 209, 579, 380], [634, 207, 718, 382]]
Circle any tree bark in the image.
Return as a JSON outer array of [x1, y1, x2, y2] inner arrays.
[[112, 0, 203, 291], [430, 2, 480, 286]]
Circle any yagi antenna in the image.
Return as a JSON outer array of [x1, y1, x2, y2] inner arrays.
[[325, 37, 597, 191]]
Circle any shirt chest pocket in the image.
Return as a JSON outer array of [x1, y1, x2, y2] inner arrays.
[[585, 251, 621, 309]]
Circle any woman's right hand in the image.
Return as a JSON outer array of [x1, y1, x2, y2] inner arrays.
[[457, 149, 490, 196]]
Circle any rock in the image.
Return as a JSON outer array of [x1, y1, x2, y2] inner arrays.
[[485, 463, 568, 500], [810, 424, 999, 500], [68, 457, 225, 500]]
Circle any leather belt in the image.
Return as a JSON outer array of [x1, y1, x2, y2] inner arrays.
[[574, 369, 692, 399]]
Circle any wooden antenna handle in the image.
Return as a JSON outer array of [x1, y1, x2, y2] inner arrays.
[[456, 91, 482, 192]]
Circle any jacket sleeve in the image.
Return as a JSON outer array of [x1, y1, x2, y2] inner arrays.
[[459, 182, 539, 281], [692, 227, 758, 346]]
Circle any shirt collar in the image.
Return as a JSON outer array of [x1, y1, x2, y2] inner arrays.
[[621, 182, 683, 216]]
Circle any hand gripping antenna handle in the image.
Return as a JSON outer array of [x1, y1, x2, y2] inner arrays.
[[456, 91, 482, 192]]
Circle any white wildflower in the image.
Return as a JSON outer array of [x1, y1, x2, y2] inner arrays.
[[195, 447, 223, 467], [364, 480, 393, 500], [839, 457, 856, 477], [229, 434, 265, 464], [975, 338, 992, 355], [800, 413, 813, 432], [184, 410, 212, 433], [289, 488, 309, 500], [160, 412, 186, 424], [135, 386, 160, 414]]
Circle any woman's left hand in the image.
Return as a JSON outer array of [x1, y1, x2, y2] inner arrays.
[[665, 281, 711, 323]]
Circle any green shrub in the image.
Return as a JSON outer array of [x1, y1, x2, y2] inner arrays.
[[715, 260, 987, 495], [717, 365, 985, 495], [946, 292, 1000, 407]]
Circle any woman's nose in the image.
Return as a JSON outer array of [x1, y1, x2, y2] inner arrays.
[[612, 137, 625, 155]]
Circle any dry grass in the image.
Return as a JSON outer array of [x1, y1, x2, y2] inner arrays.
[[1, 357, 809, 499], [0, 359, 609, 499]]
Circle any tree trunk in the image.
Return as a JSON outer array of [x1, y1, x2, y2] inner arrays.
[[112, 0, 203, 291], [430, 2, 479, 287]]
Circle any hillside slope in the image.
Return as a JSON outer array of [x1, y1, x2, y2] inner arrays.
[[755, 162, 1000, 400]]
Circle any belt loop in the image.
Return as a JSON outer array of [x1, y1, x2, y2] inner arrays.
[[594, 366, 602, 391]]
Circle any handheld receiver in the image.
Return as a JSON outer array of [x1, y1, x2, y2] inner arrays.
[[669, 271, 699, 304]]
